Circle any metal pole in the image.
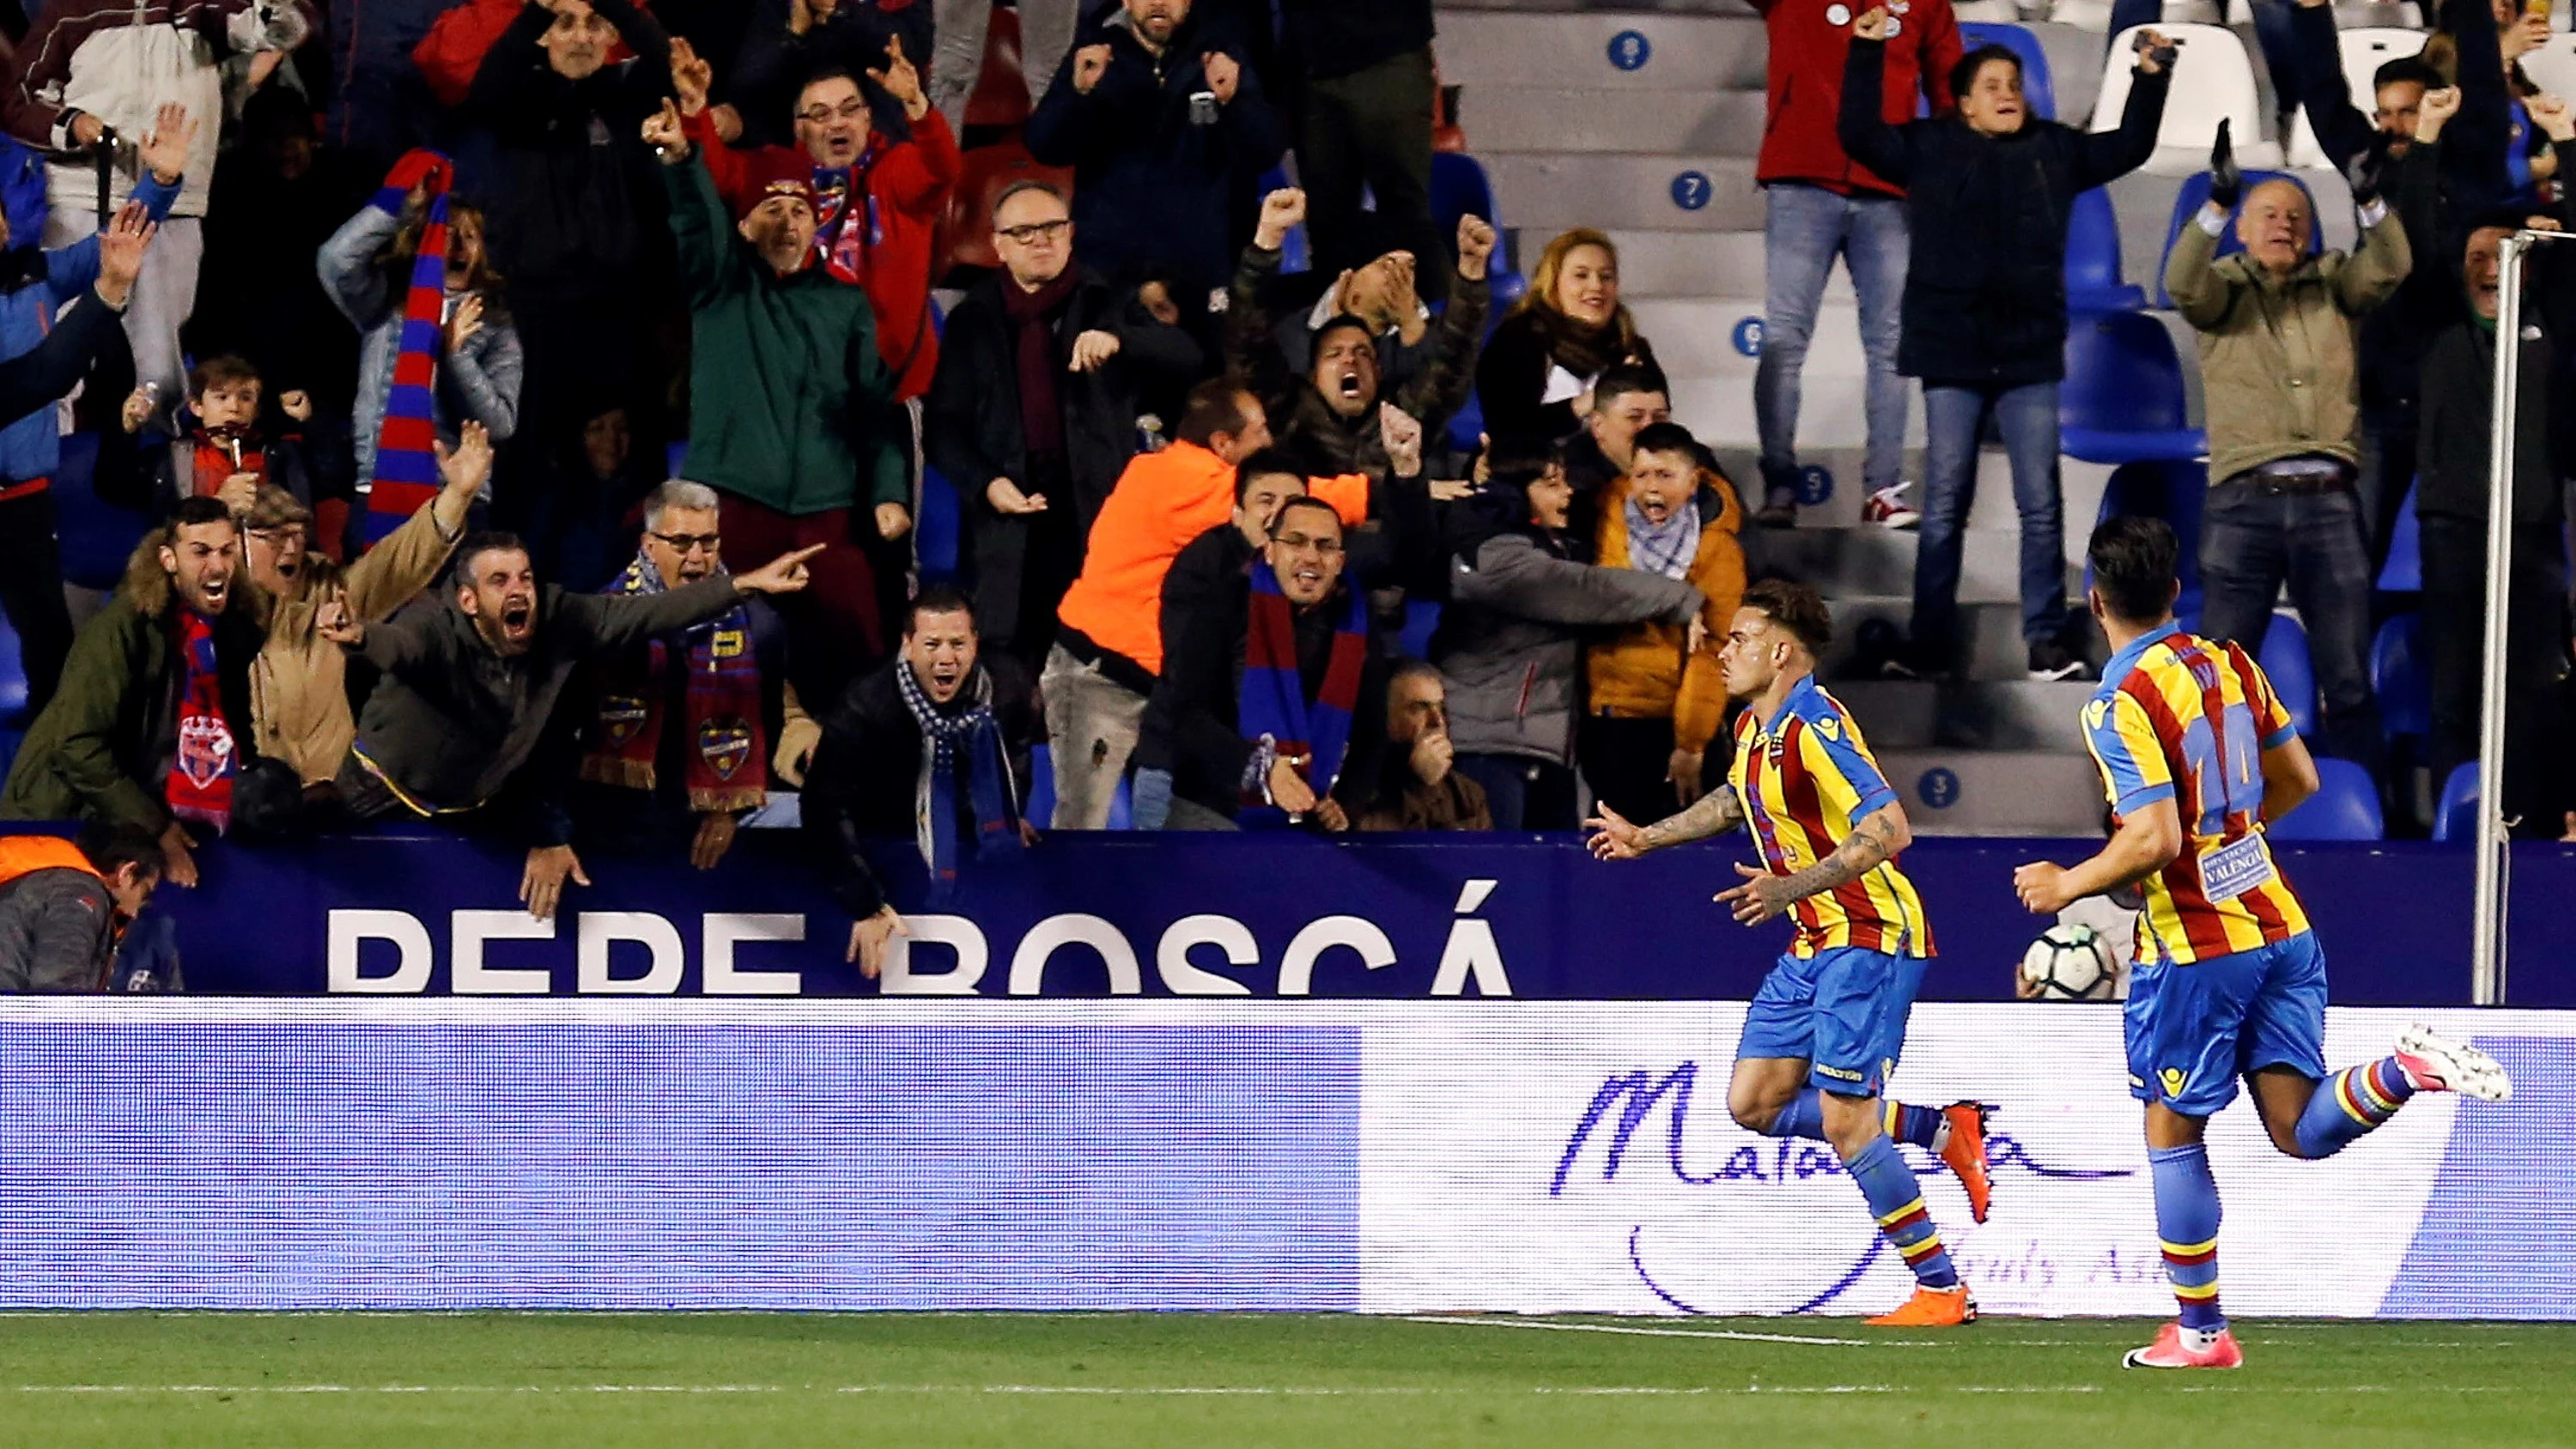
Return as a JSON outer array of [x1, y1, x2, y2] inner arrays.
[[2471, 230, 2573, 1006]]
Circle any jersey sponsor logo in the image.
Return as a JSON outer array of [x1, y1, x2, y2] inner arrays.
[[2200, 834, 2275, 904]]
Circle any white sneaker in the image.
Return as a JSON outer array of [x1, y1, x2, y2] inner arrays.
[[2394, 1024, 2512, 1102], [1863, 482, 1921, 530]]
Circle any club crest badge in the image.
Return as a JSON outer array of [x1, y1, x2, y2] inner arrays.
[[698, 717, 754, 779]]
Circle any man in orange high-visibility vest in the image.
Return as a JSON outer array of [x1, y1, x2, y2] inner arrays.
[[0, 822, 164, 992]]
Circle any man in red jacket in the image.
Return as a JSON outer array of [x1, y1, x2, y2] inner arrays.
[[672, 31, 957, 403], [1749, 0, 1960, 530]]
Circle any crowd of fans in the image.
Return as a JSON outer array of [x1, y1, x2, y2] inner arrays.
[[0, 0, 2564, 992]]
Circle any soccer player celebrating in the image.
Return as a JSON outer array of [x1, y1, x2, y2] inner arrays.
[[1589, 579, 1989, 1327], [2016, 518, 2512, 1371]]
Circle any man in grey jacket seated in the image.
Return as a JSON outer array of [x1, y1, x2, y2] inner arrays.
[[323, 530, 823, 919], [1430, 442, 1704, 829]]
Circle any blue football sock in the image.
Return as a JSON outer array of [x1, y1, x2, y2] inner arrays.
[[2292, 1058, 2418, 1160], [1885, 1100, 1946, 1150], [2149, 1143, 2225, 1332], [1844, 1134, 1959, 1289], [1758, 1088, 1825, 1141]]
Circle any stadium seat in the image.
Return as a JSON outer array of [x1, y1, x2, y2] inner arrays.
[[962, 5, 1031, 133], [1431, 153, 1524, 305], [2153, 169, 2321, 307], [2372, 612, 2428, 743], [1446, 387, 1485, 456], [2377, 479, 2421, 591], [1959, 22, 2057, 119], [2060, 312, 2206, 463], [2257, 609, 2318, 737], [933, 141, 1075, 282], [0, 613, 25, 720], [1400, 597, 1442, 660], [2431, 761, 2479, 842], [2271, 757, 2384, 840], [665, 440, 689, 478], [2093, 25, 2279, 175], [51, 432, 150, 592], [917, 464, 962, 581], [1026, 743, 1054, 827], [1255, 163, 1312, 276], [2521, 33, 2576, 106], [2065, 186, 2143, 312], [2286, 27, 2427, 167]]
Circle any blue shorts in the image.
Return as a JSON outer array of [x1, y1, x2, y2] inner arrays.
[[2124, 931, 2330, 1116], [1736, 946, 1928, 1098]]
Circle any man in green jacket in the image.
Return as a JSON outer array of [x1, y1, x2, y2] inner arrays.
[[644, 97, 908, 700], [2165, 124, 2409, 782], [0, 498, 265, 891]]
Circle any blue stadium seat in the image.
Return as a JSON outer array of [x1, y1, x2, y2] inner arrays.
[[2372, 612, 2428, 742], [2257, 609, 2318, 737], [1400, 597, 1442, 659], [666, 440, 688, 478], [2432, 761, 2479, 842], [1445, 389, 1484, 456], [2377, 479, 2421, 591], [1431, 153, 1524, 306], [51, 432, 150, 592], [917, 463, 962, 581], [1025, 742, 1054, 826], [2065, 186, 2142, 312], [2060, 312, 2206, 464], [1107, 773, 1134, 830], [1959, 22, 2057, 119], [1256, 164, 1310, 275], [2154, 170, 2321, 308], [2270, 757, 2384, 840]]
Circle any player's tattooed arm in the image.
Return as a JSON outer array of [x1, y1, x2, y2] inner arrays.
[[1637, 784, 1745, 850], [1716, 802, 1910, 925]]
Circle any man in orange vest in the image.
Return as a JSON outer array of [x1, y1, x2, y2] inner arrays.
[[1042, 377, 1370, 828], [0, 823, 166, 992]]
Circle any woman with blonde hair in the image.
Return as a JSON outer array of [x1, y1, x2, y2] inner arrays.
[[1473, 227, 1656, 444]]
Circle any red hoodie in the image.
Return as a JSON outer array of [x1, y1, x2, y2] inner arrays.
[[413, 0, 651, 107], [1753, 0, 1962, 198], [683, 105, 960, 402]]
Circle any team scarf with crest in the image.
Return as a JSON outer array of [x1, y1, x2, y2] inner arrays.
[[893, 653, 1021, 902], [577, 549, 768, 812], [166, 609, 239, 832], [1236, 560, 1367, 827], [811, 136, 889, 283], [362, 149, 454, 549]]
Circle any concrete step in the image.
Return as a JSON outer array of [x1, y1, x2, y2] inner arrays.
[[1876, 749, 2108, 836], [1827, 594, 2095, 682], [1435, 10, 1769, 92], [1835, 679, 2104, 751], [1467, 87, 1770, 155], [1747, 525, 2043, 606], [1483, 153, 1760, 233], [1604, 228, 1856, 304]]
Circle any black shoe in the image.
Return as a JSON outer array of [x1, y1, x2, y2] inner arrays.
[[1754, 487, 1798, 528], [2028, 640, 2093, 682]]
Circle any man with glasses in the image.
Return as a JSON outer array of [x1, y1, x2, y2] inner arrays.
[[927, 179, 1204, 672], [1026, 0, 1285, 307], [574, 480, 805, 872], [1135, 496, 1388, 831]]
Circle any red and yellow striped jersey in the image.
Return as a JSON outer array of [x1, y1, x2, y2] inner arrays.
[[2083, 623, 2312, 965], [1726, 674, 1934, 960]]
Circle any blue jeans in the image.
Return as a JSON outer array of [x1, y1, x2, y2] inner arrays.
[[2197, 480, 2384, 776], [1910, 381, 2068, 670], [1754, 183, 1909, 503]]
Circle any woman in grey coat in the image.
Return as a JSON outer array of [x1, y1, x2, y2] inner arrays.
[[317, 189, 525, 505], [1430, 445, 1703, 829]]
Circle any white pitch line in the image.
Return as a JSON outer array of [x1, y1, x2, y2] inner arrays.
[[1401, 1316, 1904, 1348]]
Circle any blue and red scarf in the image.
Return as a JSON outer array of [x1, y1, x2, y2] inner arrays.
[[166, 608, 238, 833], [1237, 561, 1367, 827], [577, 550, 770, 814], [813, 138, 888, 285], [361, 149, 453, 549]]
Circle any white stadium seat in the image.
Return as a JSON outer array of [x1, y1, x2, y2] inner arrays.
[[2287, 27, 2429, 168], [2093, 23, 2282, 173], [2524, 33, 2576, 103]]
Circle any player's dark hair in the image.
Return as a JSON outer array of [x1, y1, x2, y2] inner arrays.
[[2372, 56, 2442, 96], [1948, 44, 2023, 101], [906, 585, 976, 634], [77, 821, 164, 882], [1234, 449, 1309, 505], [1741, 578, 1832, 657], [2087, 515, 2181, 623]]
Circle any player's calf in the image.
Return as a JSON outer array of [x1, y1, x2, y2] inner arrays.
[[2289, 1027, 2512, 1161]]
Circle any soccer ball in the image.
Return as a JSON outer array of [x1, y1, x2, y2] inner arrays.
[[2020, 923, 2117, 1000]]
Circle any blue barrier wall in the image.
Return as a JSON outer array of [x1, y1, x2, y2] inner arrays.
[[127, 831, 2576, 1005]]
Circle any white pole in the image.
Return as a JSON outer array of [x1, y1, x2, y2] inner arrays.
[[2471, 231, 2571, 1006]]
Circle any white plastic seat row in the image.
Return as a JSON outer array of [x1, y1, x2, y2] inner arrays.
[[2091, 23, 2283, 173]]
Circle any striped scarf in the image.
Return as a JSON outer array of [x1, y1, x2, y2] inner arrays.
[[893, 656, 1021, 902], [1624, 492, 1697, 581], [361, 149, 453, 549], [1236, 561, 1366, 828], [576, 550, 769, 813], [166, 609, 238, 833]]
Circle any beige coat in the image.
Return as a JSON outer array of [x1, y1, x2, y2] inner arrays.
[[252, 504, 459, 785], [2163, 207, 2410, 485]]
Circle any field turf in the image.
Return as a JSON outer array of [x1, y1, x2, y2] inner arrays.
[[0, 1312, 2563, 1447]]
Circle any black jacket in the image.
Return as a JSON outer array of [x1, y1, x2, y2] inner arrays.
[[1024, 5, 1287, 297], [926, 268, 1202, 640], [800, 656, 1042, 919], [337, 576, 746, 845], [2417, 316, 2562, 525], [100, 429, 325, 517], [1471, 309, 1656, 446], [1838, 37, 2167, 386], [1137, 567, 1389, 822]]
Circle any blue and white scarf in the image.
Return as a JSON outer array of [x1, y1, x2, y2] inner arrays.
[[1625, 492, 1698, 580], [894, 658, 1022, 900]]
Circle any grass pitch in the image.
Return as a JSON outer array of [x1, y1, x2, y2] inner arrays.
[[0, 1312, 2563, 1448]]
